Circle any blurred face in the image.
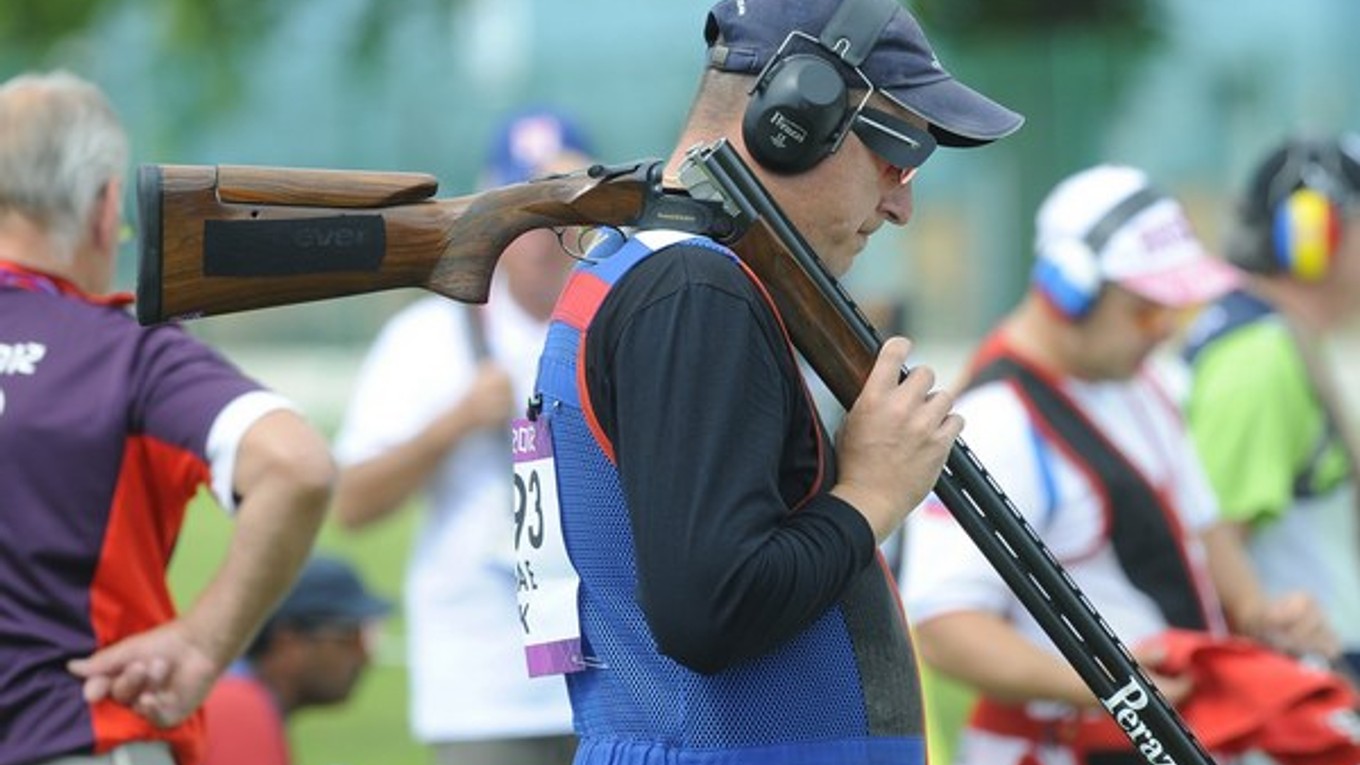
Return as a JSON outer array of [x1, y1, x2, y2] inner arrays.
[[758, 95, 923, 277], [500, 228, 575, 321], [500, 150, 591, 320], [1330, 213, 1360, 318], [294, 621, 378, 707], [1070, 284, 1186, 380]]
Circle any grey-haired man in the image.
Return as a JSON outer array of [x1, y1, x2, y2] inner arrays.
[[0, 70, 333, 765]]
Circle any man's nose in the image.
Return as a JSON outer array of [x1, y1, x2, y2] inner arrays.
[[880, 182, 914, 226]]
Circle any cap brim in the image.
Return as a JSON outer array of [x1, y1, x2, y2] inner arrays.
[[356, 596, 394, 619], [885, 77, 1024, 148], [328, 596, 394, 624], [1117, 257, 1241, 308]]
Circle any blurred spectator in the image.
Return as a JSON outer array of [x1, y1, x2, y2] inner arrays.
[[200, 555, 393, 765], [1183, 133, 1360, 677], [0, 70, 333, 765], [330, 107, 591, 765]]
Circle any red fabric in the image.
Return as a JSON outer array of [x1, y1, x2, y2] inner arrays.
[[1150, 629, 1360, 764], [200, 674, 291, 765], [0, 260, 134, 306], [970, 697, 1130, 751], [89, 438, 211, 765]]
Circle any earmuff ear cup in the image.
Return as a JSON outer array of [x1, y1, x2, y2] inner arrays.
[[1034, 238, 1102, 319], [1232, 137, 1355, 280], [1271, 186, 1342, 281], [742, 54, 849, 174]]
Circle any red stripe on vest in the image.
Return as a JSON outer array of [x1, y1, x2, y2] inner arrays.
[[552, 271, 610, 330]]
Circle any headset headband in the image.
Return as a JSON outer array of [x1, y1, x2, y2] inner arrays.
[[1084, 186, 1167, 256], [819, 0, 896, 67], [1266, 139, 1353, 213]]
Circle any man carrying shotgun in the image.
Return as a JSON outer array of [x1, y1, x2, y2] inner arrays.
[[521, 0, 1020, 763], [0, 71, 334, 765]]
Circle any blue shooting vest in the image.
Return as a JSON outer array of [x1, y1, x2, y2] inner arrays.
[[533, 229, 926, 765]]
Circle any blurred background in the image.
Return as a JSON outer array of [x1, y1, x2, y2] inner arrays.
[[4, 0, 1359, 763]]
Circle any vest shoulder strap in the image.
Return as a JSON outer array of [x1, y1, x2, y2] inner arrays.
[[969, 355, 1211, 630]]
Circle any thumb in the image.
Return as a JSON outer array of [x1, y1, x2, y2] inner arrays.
[[868, 337, 912, 389]]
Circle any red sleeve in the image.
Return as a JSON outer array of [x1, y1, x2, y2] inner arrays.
[[200, 675, 292, 765]]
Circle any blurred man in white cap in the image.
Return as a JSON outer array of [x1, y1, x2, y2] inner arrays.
[[330, 107, 592, 765], [902, 164, 1339, 765]]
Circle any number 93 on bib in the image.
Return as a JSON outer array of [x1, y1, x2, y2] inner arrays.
[[510, 416, 585, 676]]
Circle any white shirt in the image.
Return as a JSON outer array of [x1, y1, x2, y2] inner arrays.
[[334, 283, 572, 741], [904, 364, 1225, 689]]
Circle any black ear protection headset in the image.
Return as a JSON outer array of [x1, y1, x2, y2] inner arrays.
[[741, 0, 934, 174], [1229, 137, 1357, 281]]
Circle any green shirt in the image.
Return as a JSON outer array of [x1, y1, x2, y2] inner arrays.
[[1186, 316, 1349, 525]]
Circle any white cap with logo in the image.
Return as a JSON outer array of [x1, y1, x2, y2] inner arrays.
[[1034, 164, 1239, 314]]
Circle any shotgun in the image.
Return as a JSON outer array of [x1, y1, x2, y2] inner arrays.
[[135, 144, 1214, 764], [134, 161, 734, 324]]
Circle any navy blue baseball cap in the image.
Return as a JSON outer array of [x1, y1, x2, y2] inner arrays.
[[271, 556, 393, 628], [483, 107, 594, 187], [705, 0, 1023, 147]]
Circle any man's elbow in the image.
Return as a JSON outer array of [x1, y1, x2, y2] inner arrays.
[[284, 445, 337, 510], [253, 424, 337, 516], [646, 605, 745, 676]]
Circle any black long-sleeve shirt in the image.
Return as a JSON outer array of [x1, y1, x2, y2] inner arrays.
[[582, 242, 878, 673]]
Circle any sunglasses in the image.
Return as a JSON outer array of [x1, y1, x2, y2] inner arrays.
[[852, 106, 936, 186]]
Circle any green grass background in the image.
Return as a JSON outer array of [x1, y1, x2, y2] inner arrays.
[[168, 492, 428, 765], [168, 495, 977, 765], [168, 494, 974, 765]]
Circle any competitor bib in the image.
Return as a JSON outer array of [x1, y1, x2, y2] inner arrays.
[[510, 416, 586, 676]]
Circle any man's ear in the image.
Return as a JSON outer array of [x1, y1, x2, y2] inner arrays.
[[91, 178, 122, 252]]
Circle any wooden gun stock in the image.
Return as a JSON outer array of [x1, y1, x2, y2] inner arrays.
[[135, 162, 660, 324]]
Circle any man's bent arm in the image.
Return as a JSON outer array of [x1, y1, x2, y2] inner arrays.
[[69, 409, 333, 725]]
